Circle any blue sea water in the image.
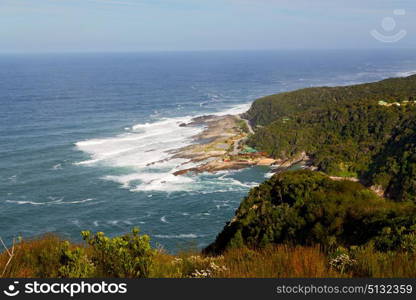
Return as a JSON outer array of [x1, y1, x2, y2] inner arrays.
[[1, 50, 416, 252]]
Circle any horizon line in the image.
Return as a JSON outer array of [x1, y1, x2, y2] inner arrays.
[[1, 47, 415, 55]]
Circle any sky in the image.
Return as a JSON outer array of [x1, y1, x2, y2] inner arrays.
[[1, 0, 416, 52]]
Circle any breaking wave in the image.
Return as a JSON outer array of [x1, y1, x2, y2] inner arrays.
[[74, 103, 254, 193], [5, 198, 95, 206], [154, 234, 200, 239]]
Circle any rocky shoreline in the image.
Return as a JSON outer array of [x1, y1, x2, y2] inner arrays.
[[171, 114, 278, 176]]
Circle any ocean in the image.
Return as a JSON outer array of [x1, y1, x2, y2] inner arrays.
[[1, 49, 416, 252]]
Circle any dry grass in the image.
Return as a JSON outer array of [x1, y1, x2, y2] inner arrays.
[[216, 245, 341, 278], [0, 234, 64, 278], [0, 234, 84, 278], [351, 246, 416, 277]]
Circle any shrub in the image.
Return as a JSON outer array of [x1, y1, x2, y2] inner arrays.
[[58, 242, 95, 278], [374, 226, 416, 252], [81, 228, 154, 278], [349, 244, 416, 277], [206, 170, 416, 254]]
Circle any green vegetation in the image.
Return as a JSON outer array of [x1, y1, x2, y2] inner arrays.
[[364, 116, 416, 201], [235, 118, 250, 134], [243, 75, 416, 127], [243, 75, 416, 201], [2, 230, 416, 278], [0, 229, 155, 278], [80, 228, 154, 278]]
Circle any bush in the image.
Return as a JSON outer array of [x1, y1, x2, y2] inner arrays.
[[81, 228, 154, 278], [374, 226, 416, 252], [58, 242, 95, 278], [206, 170, 416, 254], [0, 235, 66, 278]]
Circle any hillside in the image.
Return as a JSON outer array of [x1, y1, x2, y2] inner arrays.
[[206, 170, 416, 254], [2, 225, 416, 278], [243, 75, 416, 126], [243, 75, 416, 201]]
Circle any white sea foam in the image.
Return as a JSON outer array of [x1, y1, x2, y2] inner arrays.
[[5, 198, 95, 206], [264, 171, 275, 179], [8, 175, 17, 183], [75, 114, 203, 191], [396, 70, 416, 77], [71, 220, 81, 228], [104, 170, 196, 192], [154, 234, 199, 239], [6, 200, 61, 206], [52, 163, 62, 170], [75, 102, 256, 192], [65, 198, 95, 204], [211, 102, 252, 116]]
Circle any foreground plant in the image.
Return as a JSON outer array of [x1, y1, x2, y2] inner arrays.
[[81, 228, 154, 278], [58, 241, 95, 278]]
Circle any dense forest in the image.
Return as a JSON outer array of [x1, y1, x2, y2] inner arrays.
[[243, 75, 416, 201], [206, 75, 416, 255], [206, 170, 416, 254]]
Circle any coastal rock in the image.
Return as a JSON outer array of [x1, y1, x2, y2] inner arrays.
[[370, 185, 385, 197], [256, 158, 277, 166], [171, 114, 278, 176]]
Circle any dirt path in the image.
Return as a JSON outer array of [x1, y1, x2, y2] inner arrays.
[[244, 119, 254, 134], [229, 115, 254, 155], [236, 115, 254, 134]]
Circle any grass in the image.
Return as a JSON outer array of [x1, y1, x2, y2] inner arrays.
[[2, 235, 416, 278], [217, 246, 340, 278], [0, 234, 76, 278], [350, 245, 416, 277], [236, 119, 250, 134]]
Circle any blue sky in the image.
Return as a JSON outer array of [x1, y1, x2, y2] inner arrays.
[[1, 0, 415, 52]]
